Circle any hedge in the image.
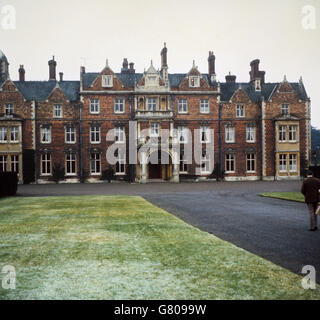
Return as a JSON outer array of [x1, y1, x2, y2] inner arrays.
[[0, 172, 18, 198]]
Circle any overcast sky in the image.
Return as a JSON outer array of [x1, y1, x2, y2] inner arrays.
[[1, 0, 319, 128]]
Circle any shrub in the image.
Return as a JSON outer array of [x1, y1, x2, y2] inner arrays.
[[0, 172, 18, 198], [101, 167, 114, 183], [51, 164, 65, 183]]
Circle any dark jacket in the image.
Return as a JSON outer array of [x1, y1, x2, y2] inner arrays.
[[301, 177, 320, 203]]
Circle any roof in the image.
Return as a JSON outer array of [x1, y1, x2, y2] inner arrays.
[[0, 50, 8, 63], [13, 81, 80, 101]]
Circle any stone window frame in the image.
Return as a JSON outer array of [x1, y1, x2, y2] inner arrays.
[[147, 97, 157, 111], [189, 76, 200, 88], [10, 127, 19, 143], [236, 104, 245, 118], [10, 155, 19, 173], [288, 125, 298, 143], [225, 153, 236, 173], [278, 125, 287, 142], [150, 122, 160, 137], [102, 75, 113, 88], [289, 154, 298, 172], [279, 153, 287, 172], [53, 104, 63, 118], [0, 155, 8, 172], [0, 126, 8, 143]]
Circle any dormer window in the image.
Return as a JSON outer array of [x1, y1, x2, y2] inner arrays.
[[53, 105, 62, 118], [281, 104, 289, 116], [189, 76, 200, 88], [254, 79, 261, 91], [102, 75, 113, 88]]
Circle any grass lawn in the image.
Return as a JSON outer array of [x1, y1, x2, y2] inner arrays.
[[0, 195, 319, 300], [260, 192, 305, 203]]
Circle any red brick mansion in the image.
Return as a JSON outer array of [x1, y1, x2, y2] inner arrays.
[[0, 44, 311, 183]]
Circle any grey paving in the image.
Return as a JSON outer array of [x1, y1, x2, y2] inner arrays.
[[16, 180, 320, 283]]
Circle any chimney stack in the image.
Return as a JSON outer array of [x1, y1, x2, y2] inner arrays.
[[121, 58, 129, 73], [80, 66, 86, 74], [161, 42, 168, 69], [208, 51, 216, 82], [59, 72, 63, 82], [48, 56, 57, 81], [19, 65, 25, 82], [129, 62, 135, 73], [249, 59, 265, 84], [225, 72, 236, 83]]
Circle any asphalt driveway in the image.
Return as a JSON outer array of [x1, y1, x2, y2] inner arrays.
[[16, 180, 320, 283]]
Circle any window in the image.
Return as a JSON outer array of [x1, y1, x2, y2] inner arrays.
[[66, 153, 76, 175], [10, 127, 19, 143], [65, 127, 76, 143], [53, 105, 62, 118], [225, 126, 235, 143], [114, 99, 125, 113], [281, 104, 289, 115], [0, 155, 7, 172], [289, 125, 297, 142], [246, 153, 256, 172], [41, 127, 51, 144], [115, 152, 125, 175], [246, 126, 256, 143], [279, 154, 287, 172], [115, 126, 125, 143], [200, 100, 209, 114], [11, 155, 19, 173], [102, 75, 113, 87], [178, 99, 188, 113], [179, 152, 188, 173], [178, 126, 188, 144], [225, 154, 235, 173], [150, 123, 160, 137], [289, 154, 297, 172], [0, 127, 7, 142], [90, 99, 100, 114], [200, 153, 210, 174], [5, 103, 13, 115], [189, 76, 200, 88], [147, 98, 157, 111], [279, 125, 287, 142], [41, 154, 51, 175], [200, 126, 210, 143], [236, 105, 245, 118], [90, 153, 101, 175], [90, 126, 100, 144]]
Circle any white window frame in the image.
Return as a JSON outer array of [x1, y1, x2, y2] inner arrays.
[[89, 99, 100, 114], [10, 127, 19, 143], [289, 125, 297, 142], [279, 154, 287, 172], [150, 123, 160, 137], [0, 155, 7, 172], [102, 75, 113, 88], [189, 76, 200, 88], [90, 153, 101, 175], [114, 98, 125, 114], [246, 153, 256, 173], [225, 154, 235, 173], [65, 126, 76, 144], [53, 105, 63, 118], [0, 127, 7, 143], [289, 154, 297, 172], [200, 126, 210, 143], [178, 99, 188, 114], [200, 153, 211, 174], [178, 126, 188, 144], [179, 152, 188, 174], [225, 126, 235, 143], [281, 104, 289, 116], [115, 126, 125, 143], [147, 98, 157, 111], [65, 153, 77, 176], [200, 99, 209, 114], [10, 155, 19, 173], [279, 125, 287, 142], [41, 127, 51, 144], [115, 152, 126, 175], [236, 105, 245, 118], [5, 103, 13, 115], [41, 153, 51, 176], [246, 126, 256, 143], [90, 126, 101, 144]]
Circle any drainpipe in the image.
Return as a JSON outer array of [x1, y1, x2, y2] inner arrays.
[[273, 119, 276, 181], [129, 95, 135, 183], [218, 103, 223, 178], [79, 101, 83, 183], [33, 99, 38, 184]]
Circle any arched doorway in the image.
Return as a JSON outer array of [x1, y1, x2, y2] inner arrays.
[[148, 150, 172, 181]]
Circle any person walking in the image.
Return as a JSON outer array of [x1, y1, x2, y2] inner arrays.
[[301, 170, 320, 231]]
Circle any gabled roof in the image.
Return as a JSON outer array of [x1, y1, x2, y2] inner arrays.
[[13, 81, 80, 101]]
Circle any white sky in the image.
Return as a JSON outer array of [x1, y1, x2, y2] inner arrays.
[[1, 0, 320, 128]]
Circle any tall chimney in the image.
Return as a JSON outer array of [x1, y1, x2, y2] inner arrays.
[[161, 42, 168, 69], [249, 59, 265, 84], [59, 72, 63, 82], [48, 56, 57, 81], [80, 66, 86, 74], [225, 72, 236, 83], [129, 62, 135, 73], [208, 51, 216, 76], [19, 65, 25, 82]]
